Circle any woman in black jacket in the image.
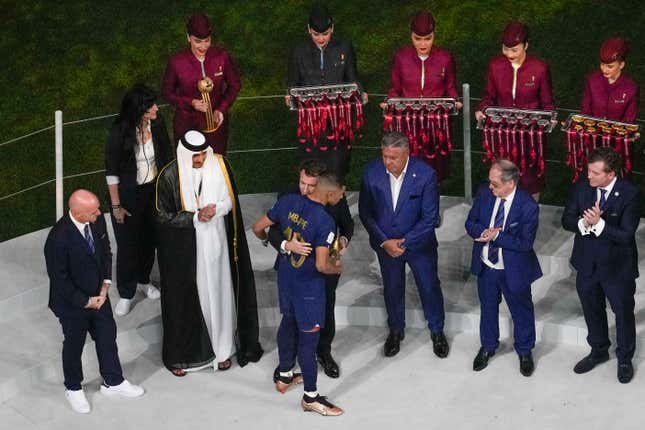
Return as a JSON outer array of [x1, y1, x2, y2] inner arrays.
[[105, 84, 173, 316]]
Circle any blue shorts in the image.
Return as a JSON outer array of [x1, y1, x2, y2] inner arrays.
[[277, 268, 326, 330]]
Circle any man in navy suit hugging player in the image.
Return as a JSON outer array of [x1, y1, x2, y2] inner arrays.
[[562, 147, 640, 384], [44, 190, 144, 414], [466, 159, 542, 376]]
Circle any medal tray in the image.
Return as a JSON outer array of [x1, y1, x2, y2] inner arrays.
[[560, 113, 639, 137], [382, 97, 459, 116], [288, 83, 361, 111], [477, 107, 558, 133]]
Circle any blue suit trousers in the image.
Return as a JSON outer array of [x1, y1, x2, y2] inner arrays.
[[478, 266, 536, 355], [377, 248, 445, 334]]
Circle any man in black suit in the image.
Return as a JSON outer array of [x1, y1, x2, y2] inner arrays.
[[44, 190, 144, 413], [267, 159, 353, 378], [562, 147, 640, 383]]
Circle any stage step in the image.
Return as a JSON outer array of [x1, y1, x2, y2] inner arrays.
[[1, 194, 644, 404]]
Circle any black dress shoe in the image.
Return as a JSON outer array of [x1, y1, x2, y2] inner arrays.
[[317, 352, 340, 378], [573, 352, 610, 374], [384, 332, 404, 357], [519, 353, 535, 377], [430, 332, 449, 358], [473, 347, 495, 371], [618, 361, 634, 384]]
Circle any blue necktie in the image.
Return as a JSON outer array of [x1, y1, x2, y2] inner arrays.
[[84, 224, 95, 254], [599, 188, 607, 209], [320, 49, 324, 71], [488, 198, 506, 264]]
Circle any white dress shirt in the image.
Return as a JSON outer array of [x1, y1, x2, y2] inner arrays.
[[481, 187, 516, 270], [387, 157, 410, 211], [577, 176, 617, 237]]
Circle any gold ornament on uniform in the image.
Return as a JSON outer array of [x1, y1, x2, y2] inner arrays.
[[329, 237, 342, 262], [197, 77, 219, 133]]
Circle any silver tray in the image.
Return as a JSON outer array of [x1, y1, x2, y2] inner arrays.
[[477, 107, 558, 133]]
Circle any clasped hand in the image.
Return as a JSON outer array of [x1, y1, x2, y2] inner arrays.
[[475, 227, 501, 242], [85, 296, 106, 310], [198, 203, 217, 222], [582, 201, 603, 227], [383, 238, 405, 258]]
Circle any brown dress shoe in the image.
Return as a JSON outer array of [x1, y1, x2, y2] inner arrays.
[[301, 395, 344, 416], [275, 373, 304, 394]]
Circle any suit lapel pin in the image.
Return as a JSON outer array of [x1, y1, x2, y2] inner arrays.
[[614, 191, 619, 197], [412, 173, 416, 178]]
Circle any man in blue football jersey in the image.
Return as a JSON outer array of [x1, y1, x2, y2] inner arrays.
[[253, 173, 345, 416]]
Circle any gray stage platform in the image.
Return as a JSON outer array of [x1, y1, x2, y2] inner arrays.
[[1, 194, 644, 429]]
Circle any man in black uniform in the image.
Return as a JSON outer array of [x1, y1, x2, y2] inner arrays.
[[267, 159, 353, 379], [287, 4, 366, 179]]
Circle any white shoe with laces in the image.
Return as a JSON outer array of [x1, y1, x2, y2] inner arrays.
[[100, 379, 145, 398], [114, 298, 132, 316], [65, 389, 90, 414], [139, 283, 160, 300]]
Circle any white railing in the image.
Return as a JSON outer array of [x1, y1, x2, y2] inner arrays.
[[2, 87, 645, 224]]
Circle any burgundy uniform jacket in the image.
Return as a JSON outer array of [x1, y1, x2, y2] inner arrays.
[[387, 46, 458, 98], [580, 70, 639, 123], [162, 47, 240, 153], [478, 55, 554, 112]]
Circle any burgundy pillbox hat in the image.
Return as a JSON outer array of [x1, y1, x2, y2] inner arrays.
[[600, 37, 628, 63], [502, 21, 529, 47], [410, 10, 435, 36], [187, 14, 212, 39]]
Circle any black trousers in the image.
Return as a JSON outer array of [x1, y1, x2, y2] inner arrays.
[[58, 305, 124, 390], [317, 274, 340, 355], [111, 182, 157, 299], [576, 273, 636, 362]]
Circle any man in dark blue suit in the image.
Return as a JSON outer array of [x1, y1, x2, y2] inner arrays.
[[465, 160, 542, 376], [562, 147, 640, 384], [44, 190, 144, 414], [359, 132, 448, 358]]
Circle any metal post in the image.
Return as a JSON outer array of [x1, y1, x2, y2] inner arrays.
[[462, 83, 472, 202], [55, 110, 63, 220]]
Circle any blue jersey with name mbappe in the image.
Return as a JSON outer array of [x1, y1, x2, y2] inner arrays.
[[267, 194, 336, 279]]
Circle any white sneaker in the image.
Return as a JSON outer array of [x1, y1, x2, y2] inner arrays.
[[65, 389, 90, 414], [139, 283, 160, 300], [100, 379, 145, 398], [114, 298, 132, 316]]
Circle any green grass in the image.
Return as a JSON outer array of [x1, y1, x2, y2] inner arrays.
[[2, 0, 645, 241]]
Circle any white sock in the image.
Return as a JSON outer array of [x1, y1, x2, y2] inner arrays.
[[304, 390, 318, 399], [279, 370, 293, 378]]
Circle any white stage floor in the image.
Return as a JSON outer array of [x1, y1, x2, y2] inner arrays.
[[1, 194, 645, 429], [2, 329, 644, 430]]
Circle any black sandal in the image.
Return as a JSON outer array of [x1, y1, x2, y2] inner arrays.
[[217, 359, 232, 371]]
